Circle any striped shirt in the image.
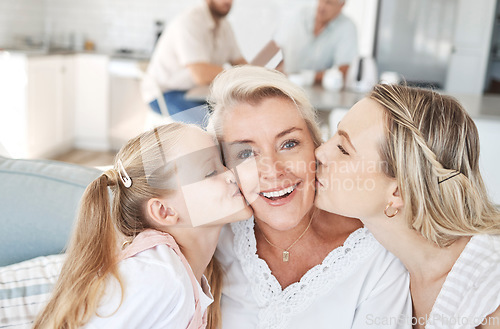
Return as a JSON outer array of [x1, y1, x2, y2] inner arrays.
[[426, 234, 500, 329]]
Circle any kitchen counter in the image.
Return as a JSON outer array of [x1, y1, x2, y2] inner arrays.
[[185, 85, 500, 120], [185, 85, 368, 112], [0, 47, 150, 61], [450, 93, 500, 120], [5, 47, 499, 120]]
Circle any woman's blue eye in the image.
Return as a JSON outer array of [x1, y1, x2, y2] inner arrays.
[[237, 149, 254, 159], [282, 140, 299, 149]]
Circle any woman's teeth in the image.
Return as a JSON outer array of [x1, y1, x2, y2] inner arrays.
[[260, 184, 297, 199]]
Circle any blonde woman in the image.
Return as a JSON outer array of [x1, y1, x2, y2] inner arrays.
[[33, 123, 252, 329], [315, 84, 500, 328], [207, 66, 412, 329]]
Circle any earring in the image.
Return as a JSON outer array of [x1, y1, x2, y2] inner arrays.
[[384, 202, 399, 218], [122, 240, 131, 249]]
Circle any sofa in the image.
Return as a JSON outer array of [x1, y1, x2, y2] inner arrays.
[[0, 155, 101, 328]]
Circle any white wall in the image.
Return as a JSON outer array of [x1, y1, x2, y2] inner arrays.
[[0, 0, 45, 47], [343, 0, 378, 57], [0, 0, 377, 60], [474, 118, 500, 206], [43, 0, 198, 54]]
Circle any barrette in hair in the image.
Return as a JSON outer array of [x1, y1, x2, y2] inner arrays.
[[438, 171, 461, 184], [117, 159, 132, 188]]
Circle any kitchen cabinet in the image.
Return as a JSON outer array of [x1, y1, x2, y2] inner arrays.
[[26, 55, 75, 158], [0, 52, 111, 159], [0, 53, 74, 159], [73, 54, 110, 151], [108, 58, 150, 151]]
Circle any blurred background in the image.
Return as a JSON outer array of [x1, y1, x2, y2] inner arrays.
[[1, 0, 499, 170]]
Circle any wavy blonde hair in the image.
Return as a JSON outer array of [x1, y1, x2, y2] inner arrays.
[[370, 84, 500, 247], [207, 65, 323, 147], [33, 123, 223, 329]]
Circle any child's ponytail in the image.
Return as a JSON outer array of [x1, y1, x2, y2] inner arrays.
[[205, 257, 224, 329], [33, 171, 123, 329]]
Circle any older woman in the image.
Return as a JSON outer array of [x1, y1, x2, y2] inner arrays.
[[207, 66, 412, 329], [315, 84, 500, 328]]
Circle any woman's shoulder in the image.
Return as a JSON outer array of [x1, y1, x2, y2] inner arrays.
[[427, 234, 500, 329], [461, 234, 500, 271], [483, 234, 500, 253]]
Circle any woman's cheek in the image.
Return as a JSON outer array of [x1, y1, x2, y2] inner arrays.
[[234, 159, 260, 204]]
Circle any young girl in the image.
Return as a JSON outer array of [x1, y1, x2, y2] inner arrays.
[[315, 84, 500, 328], [33, 123, 252, 329]]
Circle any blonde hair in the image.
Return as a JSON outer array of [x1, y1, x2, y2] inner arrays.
[[207, 65, 323, 147], [370, 84, 500, 247], [33, 123, 223, 329]]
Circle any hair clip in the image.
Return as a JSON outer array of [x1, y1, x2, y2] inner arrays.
[[438, 171, 460, 185], [117, 159, 132, 188]]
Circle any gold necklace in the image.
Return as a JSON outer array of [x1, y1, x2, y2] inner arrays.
[[257, 216, 313, 262]]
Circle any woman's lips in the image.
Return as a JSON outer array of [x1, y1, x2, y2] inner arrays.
[[259, 183, 298, 196], [258, 182, 300, 206]]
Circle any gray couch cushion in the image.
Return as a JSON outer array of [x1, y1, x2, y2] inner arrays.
[[0, 156, 101, 266]]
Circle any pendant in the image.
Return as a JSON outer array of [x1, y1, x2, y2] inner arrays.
[[282, 250, 290, 262]]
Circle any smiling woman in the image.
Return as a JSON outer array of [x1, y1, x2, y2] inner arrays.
[[207, 66, 413, 329], [220, 96, 318, 232], [315, 84, 500, 329]]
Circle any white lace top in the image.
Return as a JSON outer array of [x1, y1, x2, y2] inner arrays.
[[215, 217, 412, 329], [426, 234, 500, 329]]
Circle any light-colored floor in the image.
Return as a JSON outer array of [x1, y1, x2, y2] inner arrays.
[[50, 149, 117, 168]]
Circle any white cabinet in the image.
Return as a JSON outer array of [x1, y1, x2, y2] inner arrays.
[[0, 52, 112, 159], [108, 59, 150, 151], [445, 0, 497, 94], [73, 54, 110, 151], [0, 53, 74, 159], [26, 56, 75, 158]]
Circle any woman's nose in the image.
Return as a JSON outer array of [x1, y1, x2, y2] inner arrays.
[[315, 144, 327, 167], [258, 155, 286, 179]]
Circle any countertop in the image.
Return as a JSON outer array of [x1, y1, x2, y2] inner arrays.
[[3, 47, 499, 120], [186, 85, 500, 120], [449, 93, 500, 120], [0, 47, 151, 61]]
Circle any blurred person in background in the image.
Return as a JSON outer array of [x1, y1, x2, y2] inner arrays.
[[274, 0, 357, 84], [141, 0, 246, 125]]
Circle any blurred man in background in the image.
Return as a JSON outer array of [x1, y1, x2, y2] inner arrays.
[[141, 0, 246, 123], [275, 0, 357, 84]]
